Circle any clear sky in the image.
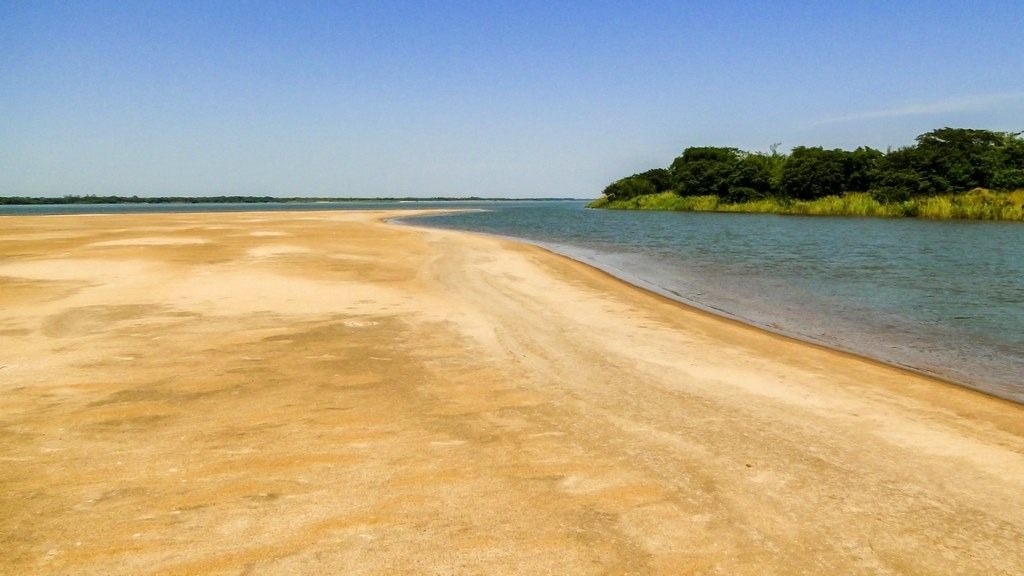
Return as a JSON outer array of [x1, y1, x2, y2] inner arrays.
[[3, 1, 1023, 198]]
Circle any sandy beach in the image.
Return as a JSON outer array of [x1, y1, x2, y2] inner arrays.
[[2, 209, 1023, 575]]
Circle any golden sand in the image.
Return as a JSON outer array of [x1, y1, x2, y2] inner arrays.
[[2, 210, 1023, 575]]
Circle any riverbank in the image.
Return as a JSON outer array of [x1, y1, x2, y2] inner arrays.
[[590, 189, 1024, 220], [2, 210, 1023, 574]]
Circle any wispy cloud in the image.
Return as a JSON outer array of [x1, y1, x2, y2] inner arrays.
[[810, 92, 1024, 127]]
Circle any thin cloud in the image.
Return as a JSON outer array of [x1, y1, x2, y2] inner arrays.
[[811, 93, 1024, 127]]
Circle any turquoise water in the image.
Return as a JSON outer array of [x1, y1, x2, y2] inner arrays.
[[4, 201, 1021, 402], [404, 201, 1024, 403]]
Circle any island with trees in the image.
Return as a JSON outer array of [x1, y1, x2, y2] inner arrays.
[[590, 128, 1024, 220]]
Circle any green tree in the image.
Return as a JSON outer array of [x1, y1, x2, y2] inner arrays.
[[727, 152, 778, 201], [633, 168, 676, 192], [913, 127, 1006, 192], [992, 169, 1024, 190], [992, 131, 1024, 190], [843, 146, 883, 192], [780, 147, 846, 200], [669, 147, 741, 197], [601, 176, 657, 202]]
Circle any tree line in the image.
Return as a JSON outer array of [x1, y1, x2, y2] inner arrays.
[[599, 128, 1024, 205]]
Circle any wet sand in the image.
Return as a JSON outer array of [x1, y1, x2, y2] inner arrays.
[[2, 210, 1023, 575]]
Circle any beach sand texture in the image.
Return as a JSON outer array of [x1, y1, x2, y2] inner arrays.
[[2, 210, 1023, 575]]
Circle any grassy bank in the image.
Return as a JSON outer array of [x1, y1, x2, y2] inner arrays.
[[589, 189, 1024, 221]]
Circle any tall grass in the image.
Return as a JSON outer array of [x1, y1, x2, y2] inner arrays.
[[590, 189, 1024, 221], [595, 192, 720, 211], [915, 188, 1024, 220]]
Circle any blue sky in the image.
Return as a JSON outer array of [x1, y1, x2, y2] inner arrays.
[[2, 1, 1023, 198]]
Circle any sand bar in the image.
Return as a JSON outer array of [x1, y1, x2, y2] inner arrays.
[[1, 210, 1023, 575]]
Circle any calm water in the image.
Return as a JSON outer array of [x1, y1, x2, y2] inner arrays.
[[4, 201, 1022, 402], [403, 201, 1024, 403]]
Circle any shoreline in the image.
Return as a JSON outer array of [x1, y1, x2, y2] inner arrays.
[[11, 201, 1017, 403], [3, 210, 1023, 574], [498, 230, 1022, 411], [553, 252, 1017, 404], [395, 215, 1021, 406]]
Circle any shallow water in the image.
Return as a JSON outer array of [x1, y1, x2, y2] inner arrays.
[[404, 201, 1024, 403]]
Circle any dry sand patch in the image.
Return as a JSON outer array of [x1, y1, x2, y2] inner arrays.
[[87, 237, 209, 247]]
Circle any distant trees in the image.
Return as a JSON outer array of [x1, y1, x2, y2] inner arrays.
[[601, 176, 657, 202], [781, 147, 848, 200], [615, 146, 787, 203], [634, 168, 676, 193], [868, 146, 928, 202], [728, 151, 781, 201], [598, 127, 1024, 207], [845, 146, 884, 193], [670, 147, 741, 198], [914, 128, 1004, 192]]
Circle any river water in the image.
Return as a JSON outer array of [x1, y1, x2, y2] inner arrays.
[[4, 200, 1021, 403]]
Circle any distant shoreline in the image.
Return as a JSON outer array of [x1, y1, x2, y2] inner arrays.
[[0, 195, 581, 206]]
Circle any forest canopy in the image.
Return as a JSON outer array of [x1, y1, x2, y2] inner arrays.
[[596, 128, 1024, 210]]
